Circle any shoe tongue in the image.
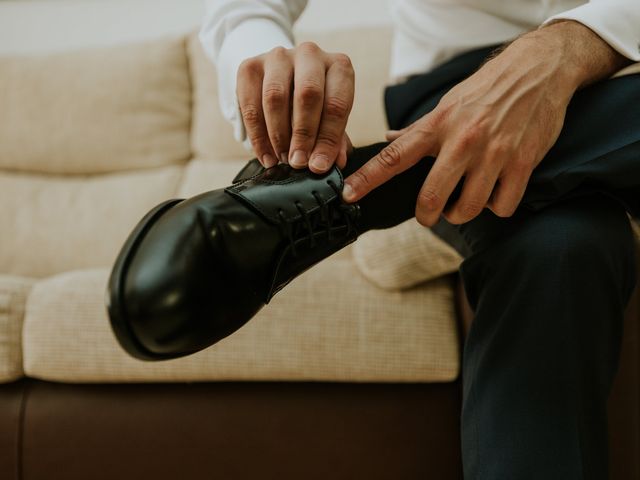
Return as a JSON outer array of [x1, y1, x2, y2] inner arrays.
[[225, 164, 344, 224]]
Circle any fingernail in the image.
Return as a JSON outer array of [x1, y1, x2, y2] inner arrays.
[[279, 152, 288, 164], [290, 150, 308, 168], [310, 154, 330, 171], [342, 182, 356, 202], [262, 153, 277, 168]]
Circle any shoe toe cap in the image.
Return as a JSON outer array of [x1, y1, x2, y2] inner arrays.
[[108, 197, 264, 360]]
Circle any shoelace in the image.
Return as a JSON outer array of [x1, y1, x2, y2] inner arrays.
[[276, 180, 356, 258]]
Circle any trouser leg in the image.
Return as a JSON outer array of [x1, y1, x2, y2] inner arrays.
[[339, 45, 640, 479], [340, 137, 638, 478], [441, 193, 637, 479]]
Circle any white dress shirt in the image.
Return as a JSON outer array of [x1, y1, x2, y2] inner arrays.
[[199, 0, 640, 149]]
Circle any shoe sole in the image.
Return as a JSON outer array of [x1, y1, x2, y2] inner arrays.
[[106, 198, 184, 361]]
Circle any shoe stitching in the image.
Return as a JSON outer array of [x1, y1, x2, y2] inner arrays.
[[225, 170, 344, 225]]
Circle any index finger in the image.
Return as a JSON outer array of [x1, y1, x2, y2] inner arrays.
[[342, 128, 436, 202]]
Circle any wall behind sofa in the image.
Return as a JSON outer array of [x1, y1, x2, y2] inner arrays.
[[0, 0, 391, 54]]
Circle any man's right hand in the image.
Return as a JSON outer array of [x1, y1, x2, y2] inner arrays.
[[236, 42, 355, 173]]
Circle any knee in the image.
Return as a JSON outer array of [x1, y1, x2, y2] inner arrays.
[[502, 196, 636, 286]]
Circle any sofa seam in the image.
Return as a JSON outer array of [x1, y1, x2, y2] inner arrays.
[[16, 380, 29, 480]]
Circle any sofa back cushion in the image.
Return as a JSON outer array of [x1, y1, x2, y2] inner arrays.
[[0, 167, 183, 278], [0, 36, 191, 277], [0, 36, 191, 175]]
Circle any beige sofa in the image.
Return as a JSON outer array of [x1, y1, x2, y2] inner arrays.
[[0, 25, 465, 385], [1, 25, 639, 480]]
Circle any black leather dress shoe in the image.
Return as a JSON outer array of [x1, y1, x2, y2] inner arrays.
[[106, 159, 361, 361]]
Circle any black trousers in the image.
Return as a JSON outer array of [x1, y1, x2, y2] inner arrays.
[[377, 45, 640, 478]]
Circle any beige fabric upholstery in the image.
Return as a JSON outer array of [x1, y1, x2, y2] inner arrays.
[[23, 266, 460, 383], [188, 33, 248, 161], [0, 275, 33, 382], [0, 36, 191, 174], [353, 220, 463, 291], [177, 157, 248, 197], [0, 166, 183, 278]]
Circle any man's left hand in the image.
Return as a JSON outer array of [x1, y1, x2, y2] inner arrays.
[[341, 20, 631, 226]]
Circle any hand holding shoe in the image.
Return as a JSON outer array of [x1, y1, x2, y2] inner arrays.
[[237, 42, 354, 173]]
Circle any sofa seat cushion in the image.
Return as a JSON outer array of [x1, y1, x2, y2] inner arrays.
[[0, 166, 183, 278], [0, 36, 191, 175], [22, 263, 460, 383], [0, 275, 34, 382]]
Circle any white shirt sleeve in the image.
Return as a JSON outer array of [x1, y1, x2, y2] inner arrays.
[[199, 0, 308, 150], [541, 0, 640, 62]]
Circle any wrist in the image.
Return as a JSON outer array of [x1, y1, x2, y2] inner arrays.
[[532, 19, 632, 90], [493, 25, 582, 103]]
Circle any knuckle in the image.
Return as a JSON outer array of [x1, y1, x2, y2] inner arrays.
[[457, 199, 484, 219], [351, 168, 372, 190], [247, 128, 268, 144], [315, 132, 341, 149], [296, 82, 323, 106], [298, 41, 320, 55], [291, 126, 314, 141], [413, 121, 436, 137], [376, 143, 403, 170], [240, 104, 262, 128], [324, 96, 351, 119], [418, 188, 442, 211], [263, 84, 287, 109], [487, 140, 512, 159], [457, 125, 483, 149], [269, 132, 288, 149], [333, 53, 353, 70], [268, 46, 288, 58], [248, 134, 270, 153], [238, 57, 261, 76], [428, 106, 448, 127]]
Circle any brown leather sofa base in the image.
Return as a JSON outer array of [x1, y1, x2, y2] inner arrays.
[[608, 251, 640, 480], [0, 379, 463, 480]]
